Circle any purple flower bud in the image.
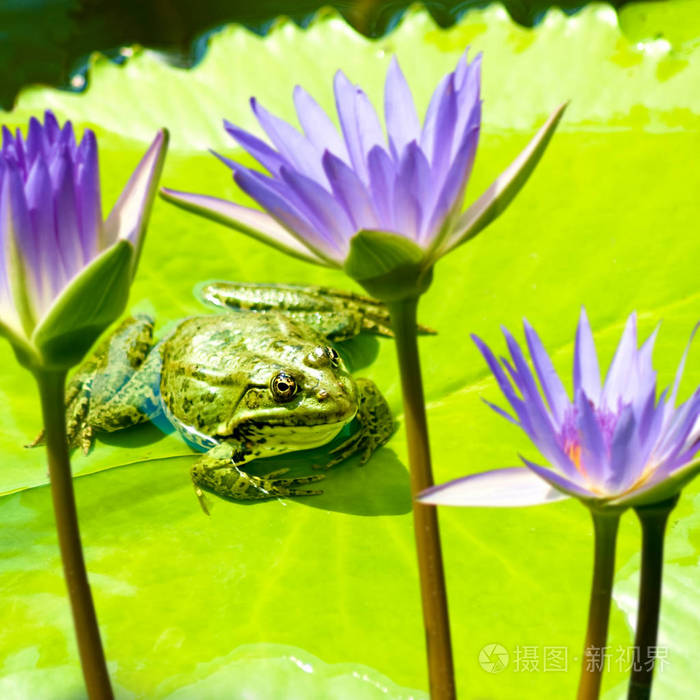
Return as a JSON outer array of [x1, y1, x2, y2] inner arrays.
[[0, 111, 168, 368]]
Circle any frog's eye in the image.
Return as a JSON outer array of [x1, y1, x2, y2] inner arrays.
[[325, 346, 340, 367], [270, 371, 298, 402]]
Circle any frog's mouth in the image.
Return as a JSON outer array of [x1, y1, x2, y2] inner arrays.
[[237, 418, 351, 453]]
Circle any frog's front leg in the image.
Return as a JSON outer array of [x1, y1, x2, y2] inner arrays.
[[322, 378, 394, 469], [191, 442, 325, 508]]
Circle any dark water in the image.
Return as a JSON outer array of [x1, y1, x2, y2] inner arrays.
[[0, 0, 636, 110]]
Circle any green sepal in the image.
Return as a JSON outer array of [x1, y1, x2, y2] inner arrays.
[[343, 230, 432, 302], [0, 320, 40, 369], [609, 458, 700, 508], [29, 240, 133, 370]]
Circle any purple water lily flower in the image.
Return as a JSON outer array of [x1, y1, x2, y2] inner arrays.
[[420, 310, 700, 509], [161, 52, 566, 276], [0, 111, 168, 368]]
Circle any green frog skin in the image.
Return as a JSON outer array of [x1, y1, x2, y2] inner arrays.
[[47, 282, 400, 504]]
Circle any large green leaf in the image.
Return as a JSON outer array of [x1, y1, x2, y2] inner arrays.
[[1, 4, 699, 698]]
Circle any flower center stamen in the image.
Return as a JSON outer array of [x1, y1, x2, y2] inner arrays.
[[564, 440, 585, 475]]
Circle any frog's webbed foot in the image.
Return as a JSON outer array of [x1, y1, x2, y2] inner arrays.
[[191, 443, 325, 508], [26, 376, 95, 453], [320, 378, 394, 469], [198, 281, 436, 340]]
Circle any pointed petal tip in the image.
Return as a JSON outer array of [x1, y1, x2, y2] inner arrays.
[[549, 101, 569, 126], [222, 118, 241, 136], [418, 467, 570, 508], [333, 68, 352, 88], [155, 127, 169, 149], [470, 332, 486, 348]]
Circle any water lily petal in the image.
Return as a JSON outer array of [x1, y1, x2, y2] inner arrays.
[[419, 73, 450, 166], [629, 324, 659, 417], [59, 121, 76, 156], [473, 333, 573, 477], [501, 326, 554, 422], [429, 75, 458, 183], [353, 88, 385, 166], [279, 165, 355, 254], [574, 307, 601, 403], [49, 148, 83, 280], [232, 167, 342, 263], [393, 142, 431, 240], [0, 168, 35, 332], [601, 312, 638, 408], [422, 122, 479, 248], [523, 319, 568, 423], [334, 72, 386, 182], [480, 397, 519, 426], [667, 321, 700, 415], [606, 404, 644, 492], [293, 86, 349, 162], [451, 53, 482, 161], [384, 56, 420, 161], [438, 102, 568, 258], [103, 129, 168, 273], [250, 98, 327, 186], [24, 158, 64, 305], [25, 117, 44, 165], [472, 333, 524, 416], [610, 455, 700, 508], [159, 188, 328, 266], [521, 457, 592, 500], [334, 70, 370, 183], [43, 111, 60, 144], [419, 467, 568, 507], [223, 120, 289, 177], [74, 130, 102, 263], [366, 145, 395, 227], [322, 151, 378, 231], [577, 388, 609, 483], [634, 385, 666, 472], [655, 389, 700, 465]]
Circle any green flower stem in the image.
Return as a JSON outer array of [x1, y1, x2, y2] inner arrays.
[[387, 297, 455, 700], [627, 495, 679, 700], [577, 508, 622, 700], [35, 370, 113, 700]]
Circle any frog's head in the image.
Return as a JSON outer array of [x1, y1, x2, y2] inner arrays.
[[229, 342, 358, 457]]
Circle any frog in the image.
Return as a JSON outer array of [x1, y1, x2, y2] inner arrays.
[[34, 282, 425, 506]]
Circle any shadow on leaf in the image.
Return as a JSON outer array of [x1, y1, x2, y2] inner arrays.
[[294, 447, 411, 516]]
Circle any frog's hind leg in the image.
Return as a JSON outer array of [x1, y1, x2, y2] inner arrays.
[[86, 346, 163, 434], [321, 377, 394, 469], [28, 315, 157, 453], [191, 442, 325, 509], [197, 281, 436, 340]]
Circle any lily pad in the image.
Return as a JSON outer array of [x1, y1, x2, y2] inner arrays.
[[0, 3, 699, 698]]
